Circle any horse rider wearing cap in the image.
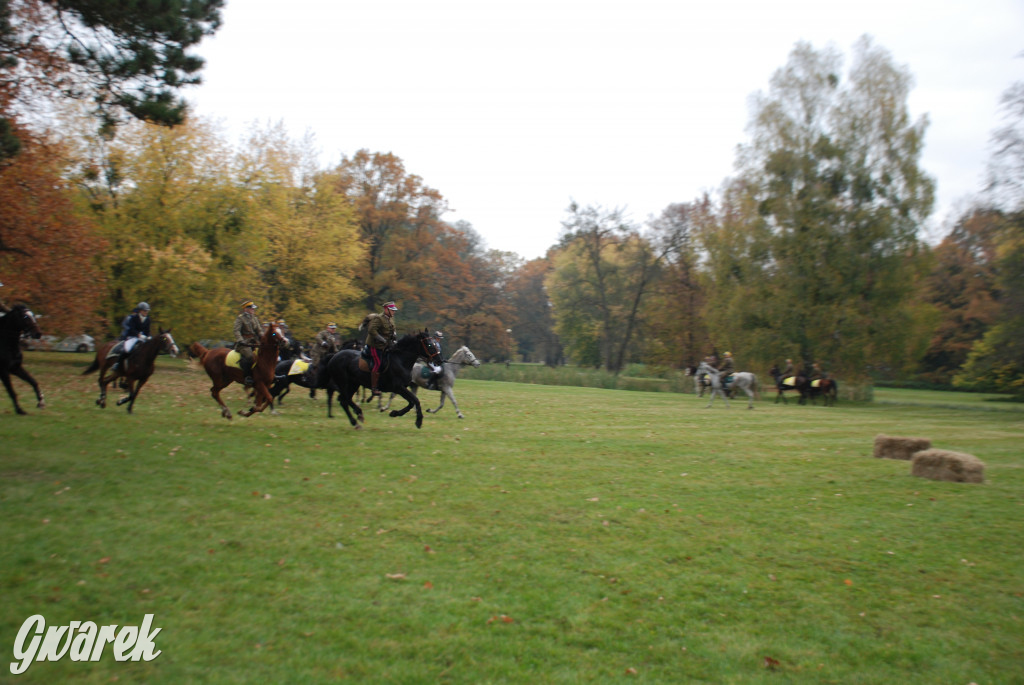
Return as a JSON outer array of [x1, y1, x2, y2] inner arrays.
[[714, 351, 735, 384], [364, 301, 398, 396], [234, 299, 262, 385], [111, 302, 151, 372]]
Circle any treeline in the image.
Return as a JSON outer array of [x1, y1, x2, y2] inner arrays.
[[1, 35, 1021, 395]]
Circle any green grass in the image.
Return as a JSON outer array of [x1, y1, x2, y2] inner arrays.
[[1, 353, 1023, 683]]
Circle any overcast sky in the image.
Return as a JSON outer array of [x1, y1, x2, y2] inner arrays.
[[188, 0, 1023, 260]]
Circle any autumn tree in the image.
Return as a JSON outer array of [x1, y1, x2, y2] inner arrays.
[[917, 209, 1001, 384], [64, 115, 257, 342], [707, 37, 934, 383], [643, 200, 709, 367], [547, 202, 666, 372], [333, 150, 449, 314], [1, 0, 223, 160], [238, 123, 366, 342], [0, 121, 106, 332], [506, 255, 562, 365]]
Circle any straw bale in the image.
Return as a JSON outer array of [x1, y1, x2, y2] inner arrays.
[[911, 449, 985, 484], [873, 434, 932, 460]]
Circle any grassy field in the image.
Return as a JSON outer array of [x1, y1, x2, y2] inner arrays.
[[1, 353, 1022, 684]]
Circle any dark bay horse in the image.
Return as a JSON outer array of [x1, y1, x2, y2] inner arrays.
[[188, 323, 285, 419], [1, 304, 45, 415], [83, 329, 180, 413], [809, 377, 838, 407], [270, 352, 335, 407], [325, 330, 441, 429], [769, 365, 808, 405]]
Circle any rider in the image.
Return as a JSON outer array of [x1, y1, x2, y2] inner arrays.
[[779, 358, 795, 381], [233, 299, 262, 386], [111, 302, 151, 372], [714, 351, 735, 384], [809, 361, 825, 382], [364, 301, 397, 397], [309, 322, 342, 398]]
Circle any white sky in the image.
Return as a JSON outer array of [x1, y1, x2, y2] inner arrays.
[[187, 0, 1024, 260]]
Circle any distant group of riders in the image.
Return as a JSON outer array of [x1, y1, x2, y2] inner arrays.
[[692, 350, 835, 405]]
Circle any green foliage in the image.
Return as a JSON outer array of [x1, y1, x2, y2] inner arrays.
[[2, 356, 1022, 683], [703, 37, 934, 380]]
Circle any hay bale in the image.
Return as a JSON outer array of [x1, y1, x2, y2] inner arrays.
[[911, 449, 985, 484], [873, 434, 932, 460]]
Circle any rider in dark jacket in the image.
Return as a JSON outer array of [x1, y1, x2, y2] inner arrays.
[[112, 302, 152, 371]]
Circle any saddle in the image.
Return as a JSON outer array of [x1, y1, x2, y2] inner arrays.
[[782, 376, 797, 387], [358, 345, 390, 374], [225, 348, 258, 370], [286, 359, 309, 377]]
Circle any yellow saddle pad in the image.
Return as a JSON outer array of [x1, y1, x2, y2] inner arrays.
[[225, 349, 252, 370], [783, 377, 796, 387], [287, 359, 309, 376], [811, 379, 822, 388]]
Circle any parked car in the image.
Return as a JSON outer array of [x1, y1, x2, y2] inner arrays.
[[21, 335, 58, 351], [54, 334, 95, 353]]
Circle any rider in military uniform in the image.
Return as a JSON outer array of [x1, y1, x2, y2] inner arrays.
[[714, 351, 735, 383], [233, 299, 262, 385], [364, 301, 397, 396]]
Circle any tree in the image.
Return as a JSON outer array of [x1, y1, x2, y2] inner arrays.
[[708, 37, 934, 383], [1, 0, 224, 160], [547, 202, 666, 372], [917, 209, 1001, 384], [505, 255, 561, 365], [333, 150, 449, 313], [0, 121, 106, 333]]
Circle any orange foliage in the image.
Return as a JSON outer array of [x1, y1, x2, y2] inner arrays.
[[0, 121, 107, 334]]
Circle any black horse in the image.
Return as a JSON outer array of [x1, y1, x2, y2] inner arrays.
[[270, 352, 336, 406], [769, 365, 808, 405], [325, 330, 441, 429], [1, 304, 45, 415]]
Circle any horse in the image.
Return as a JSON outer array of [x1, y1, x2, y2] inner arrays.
[[82, 329, 180, 413], [685, 364, 712, 397], [188, 323, 286, 419], [808, 377, 838, 407], [0, 304, 45, 415], [697, 361, 759, 409], [768, 365, 808, 405], [325, 330, 441, 429], [269, 352, 335, 406], [380, 345, 480, 419]]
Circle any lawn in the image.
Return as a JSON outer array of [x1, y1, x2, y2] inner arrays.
[[1, 353, 1022, 683]]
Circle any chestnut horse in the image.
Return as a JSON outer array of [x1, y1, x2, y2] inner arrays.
[[0, 304, 45, 415], [83, 328, 180, 413], [188, 323, 285, 419]]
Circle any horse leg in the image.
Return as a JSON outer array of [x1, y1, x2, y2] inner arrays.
[[10, 365, 44, 409], [745, 387, 755, 410], [116, 378, 136, 408], [442, 386, 464, 419], [210, 384, 233, 420], [1, 370, 27, 415], [337, 384, 363, 428], [388, 386, 423, 428]]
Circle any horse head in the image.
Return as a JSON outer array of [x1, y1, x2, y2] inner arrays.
[[157, 328, 180, 358], [453, 346, 480, 367], [9, 304, 42, 339], [417, 329, 441, 363]]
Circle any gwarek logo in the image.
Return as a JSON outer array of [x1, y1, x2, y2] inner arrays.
[[10, 614, 162, 675]]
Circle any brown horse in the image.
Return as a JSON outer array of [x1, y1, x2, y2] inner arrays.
[[189, 323, 285, 419], [1, 304, 45, 415], [83, 329, 180, 413]]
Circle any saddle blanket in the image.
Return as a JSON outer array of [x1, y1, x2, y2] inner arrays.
[[811, 379, 822, 388], [287, 359, 309, 376], [225, 349, 242, 369], [783, 377, 796, 387]]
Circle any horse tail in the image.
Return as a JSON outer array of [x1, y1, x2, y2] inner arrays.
[[81, 358, 100, 375]]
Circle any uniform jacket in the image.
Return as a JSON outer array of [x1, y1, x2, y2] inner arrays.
[[120, 312, 152, 340], [365, 313, 396, 350], [233, 310, 262, 347]]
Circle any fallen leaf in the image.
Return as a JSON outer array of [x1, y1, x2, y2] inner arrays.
[[625, 667, 638, 675], [764, 656, 781, 670], [423, 581, 434, 589], [844, 579, 853, 586], [385, 573, 407, 580], [97, 557, 111, 564]]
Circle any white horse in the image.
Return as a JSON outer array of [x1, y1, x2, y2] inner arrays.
[[697, 361, 759, 409], [381, 345, 481, 418]]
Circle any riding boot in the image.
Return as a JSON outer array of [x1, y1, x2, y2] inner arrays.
[[241, 358, 254, 386], [370, 369, 381, 396]]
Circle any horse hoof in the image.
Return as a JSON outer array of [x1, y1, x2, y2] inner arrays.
[[389, 410, 400, 418], [16, 407, 27, 415], [36, 401, 45, 409], [353, 423, 363, 430], [457, 414, 464, 419]]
